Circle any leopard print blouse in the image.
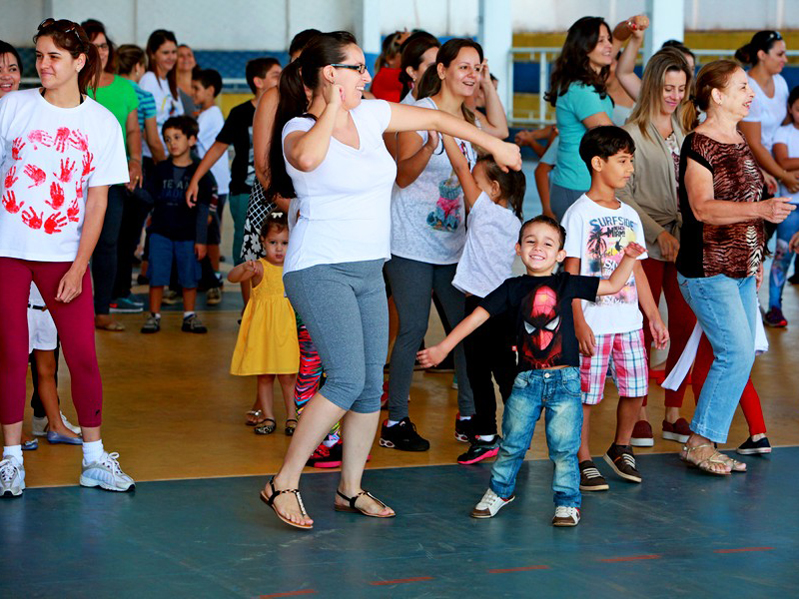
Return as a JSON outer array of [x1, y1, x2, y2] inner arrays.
[[676, 132, 766, 279]]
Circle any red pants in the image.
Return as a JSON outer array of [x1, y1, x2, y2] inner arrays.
[[641, 258, 696, 408], [0, 258, 103, 427], [691, 334, 766, 436]]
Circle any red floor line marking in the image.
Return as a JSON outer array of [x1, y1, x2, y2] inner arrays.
[[714, 547, 775, 554], [260, 590, 317, 598], [601, 554, 662, 563], [370, 577, 435, 586], [488, 566, 550, 573]]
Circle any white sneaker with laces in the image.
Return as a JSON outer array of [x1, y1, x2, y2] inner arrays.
[[32, 412, 81, 437], [470, 488, 514, 518], [80, 451, 135, 492], [0, 456, 25, 497], [552, 506, 581, 527]]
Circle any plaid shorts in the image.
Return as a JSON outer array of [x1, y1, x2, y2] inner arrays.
[[580, 329, 648, 405]]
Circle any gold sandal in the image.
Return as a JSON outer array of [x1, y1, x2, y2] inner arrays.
[[680, 443, 731, 476]]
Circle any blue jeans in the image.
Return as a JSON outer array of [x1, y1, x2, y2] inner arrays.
[[490, 367, 582, 508], [678, 273, 757, 443], [768, 208, 799, 310]]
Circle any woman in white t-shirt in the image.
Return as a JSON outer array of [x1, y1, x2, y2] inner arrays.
[[139, 29, 184, 161], [260, 32, 521, 530], [384, 40, 486, 450], [0, 19, 134, 497], [737, 31, 799, 194]]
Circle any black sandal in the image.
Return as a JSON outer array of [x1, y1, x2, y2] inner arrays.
[[260, 477, 313, 530], [285, 419, 298, 436], [334, 489, 395, 518], [254, 418, 276, 435]]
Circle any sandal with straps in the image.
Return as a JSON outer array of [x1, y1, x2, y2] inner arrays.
[[717, 452, 747, 473], [245, 409, 264, 426], [254, 418, 276, 435], [260, 477, 313, 530], [285, 419, 298, 436], [680, 443, 731, 476], [334, 489, 396, 518]]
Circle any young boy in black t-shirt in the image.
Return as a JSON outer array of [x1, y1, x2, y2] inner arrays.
[[417, 216, 644, 527], [141, 116, 216, 334]]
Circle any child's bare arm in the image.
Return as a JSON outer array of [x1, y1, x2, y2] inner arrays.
[[228, 260, 260, 284], [564, 256, 596, 357], [596, 242, 645, 295], [417, 306, 491, 367], [442, 134, 481, 210], [534, 161, 555, 219], [772, 143, 799, 172], [634, 261, 669, 350]]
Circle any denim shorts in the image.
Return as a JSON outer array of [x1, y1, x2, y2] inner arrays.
[[147, 233, 201, 288]]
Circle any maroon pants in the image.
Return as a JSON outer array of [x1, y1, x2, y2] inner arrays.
[[0, 258, 102, 427], [641, 258, 696, 408]]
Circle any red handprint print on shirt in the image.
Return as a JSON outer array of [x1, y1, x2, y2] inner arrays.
[[69, 130, 89, 153], [53, 158, 76, 183], [46, 182, 65, 209], [28, 130, 54, 150], [21, 207, 43, 230], [24, 164, 47, 188], [5, 166, 18, 189], [67, 196, 80, 222], [2, 191, 24, 214], [53, 127, 71, 153], [75, 180, 84, 202], [12, 138, 25, 160], [82, 152, 95, 177], [44, 212, 67, 234]]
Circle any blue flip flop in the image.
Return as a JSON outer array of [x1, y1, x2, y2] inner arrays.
[[46, 430, 83, 445], [22, 439, 38, 451]]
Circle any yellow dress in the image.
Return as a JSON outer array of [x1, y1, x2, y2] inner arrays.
[[230, 259, 300, 376]]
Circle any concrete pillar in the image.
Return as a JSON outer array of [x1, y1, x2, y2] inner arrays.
[[644, 0, 685, 61], [353, 0, 382, 56], [478, 0, 512, 110]]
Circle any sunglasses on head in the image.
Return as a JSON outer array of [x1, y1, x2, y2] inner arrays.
[[38, 18, 82, 41]]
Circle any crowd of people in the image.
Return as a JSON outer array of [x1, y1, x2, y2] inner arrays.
[[0, 14, 797, 532]]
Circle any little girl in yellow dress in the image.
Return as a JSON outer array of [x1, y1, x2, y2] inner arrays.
[[229, 213, 299, 435]]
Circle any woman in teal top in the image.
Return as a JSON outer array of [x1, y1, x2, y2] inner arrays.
[[83, 20, 142, 330], [546, 16, 641, 220]]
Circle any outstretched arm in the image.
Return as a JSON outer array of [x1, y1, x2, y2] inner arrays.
[[596, 242, 646, 295], [417, 307, 491, 368]]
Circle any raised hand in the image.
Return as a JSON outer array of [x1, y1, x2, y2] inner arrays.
[[21, 207, 43, 230], [46, 182, 65, 209], [53, 127, 71, 153], [325, 83, 344, 109], [622, 241, 647, 259], [53, 157, 76, 183], [24, 164, 47, 188], [492, 141, 523, 172], [12, 137, 25, 159], [67, 196, 80, 222], [4, 166, 18, 189], [27, 129, 54, 149], [69, 130, 89, 152], [1, 190, 24, 214], [82, 152, 95, 176], [44, 212, 68, 234]]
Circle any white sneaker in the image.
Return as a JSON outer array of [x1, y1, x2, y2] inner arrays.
[[470, 488, 514, 518], [32, 412, 81, 437], [80, 452, 135, 492], [552, 506, 581, 527], [0, 456, 25, 497]]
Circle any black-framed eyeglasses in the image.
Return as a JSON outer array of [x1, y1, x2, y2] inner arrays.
[[331, 63, 367, 74]]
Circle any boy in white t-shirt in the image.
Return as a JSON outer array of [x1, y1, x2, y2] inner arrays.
[[191, 68, 230, 304], [561, 126, 668, 492]]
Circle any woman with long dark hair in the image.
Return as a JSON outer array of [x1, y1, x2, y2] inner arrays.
[[0, 19, 133, 496], [261, 32, 520, 529]]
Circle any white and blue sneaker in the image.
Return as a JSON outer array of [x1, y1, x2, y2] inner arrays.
[[80, 452, 135, 492], [0, 456, 25, 497], [32, 412, 81, 437]]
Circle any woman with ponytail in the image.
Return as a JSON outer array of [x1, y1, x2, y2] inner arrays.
[[261, 31, 520, 529], [0, 19, 134, 496], [140, 29, 184, 162]]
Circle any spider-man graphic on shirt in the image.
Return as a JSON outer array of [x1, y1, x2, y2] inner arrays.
[[519, 285, 564, 370]]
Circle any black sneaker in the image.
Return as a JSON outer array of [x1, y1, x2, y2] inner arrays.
[[579, 460, 609, 491], [181, 314, 208, 334], [603, 444, 642, 483], [379, 417, 430, 451], [454, 414, 475, 443], [458, 437, 500, 464], [736, 436, 772, 455]]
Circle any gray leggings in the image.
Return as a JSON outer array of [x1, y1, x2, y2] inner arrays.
[[549, 182, 586, 222], [384, 255, 474, 421], [283, 259, 388, 413]]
